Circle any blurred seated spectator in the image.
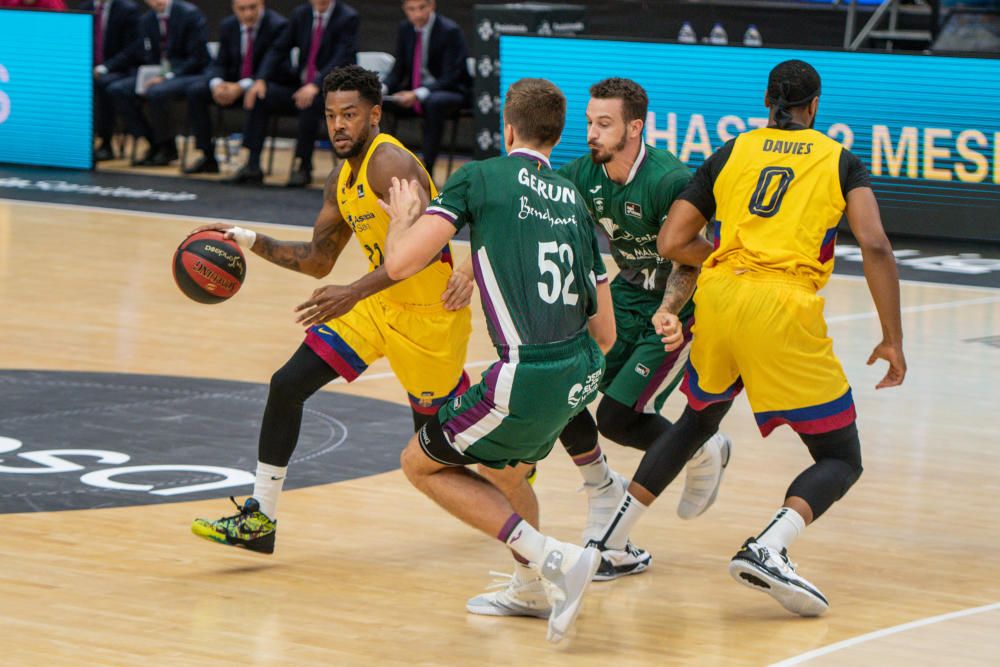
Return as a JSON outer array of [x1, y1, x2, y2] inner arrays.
[[233, 0, 359, 187], [182, 0, 288, 176], [383, 0, 471, 177], [84, 0, 142, 161], [100, 0, 210, 166]]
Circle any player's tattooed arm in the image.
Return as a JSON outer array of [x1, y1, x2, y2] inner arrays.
[[251, 171, 353, 277], [651, 261, 699, 352], [659, 261, 699, 316]]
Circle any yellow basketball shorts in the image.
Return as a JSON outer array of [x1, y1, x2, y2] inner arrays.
[[680, 267, 856, 437], [304, 295, 472, 415]]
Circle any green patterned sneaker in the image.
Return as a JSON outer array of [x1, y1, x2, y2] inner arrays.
[[191, 497, 277, 554]]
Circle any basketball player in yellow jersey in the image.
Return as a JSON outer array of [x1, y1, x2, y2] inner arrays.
[[591, 60, 906, 617], [189, 65, 473, 555]]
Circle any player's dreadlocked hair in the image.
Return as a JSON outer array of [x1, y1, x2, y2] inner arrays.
[[590, 77, 648, 123], [766, 60, 821, 129], [322, 65, 383, 107]]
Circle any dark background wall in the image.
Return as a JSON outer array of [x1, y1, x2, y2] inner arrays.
[[70, 0, 916, 53]]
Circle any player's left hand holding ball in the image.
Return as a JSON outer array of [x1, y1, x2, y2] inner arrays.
[[653, 307, 684, 352]]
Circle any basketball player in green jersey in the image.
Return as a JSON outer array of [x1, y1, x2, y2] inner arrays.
[[379, 78, 615, 643], [550, 78, 731, 581]]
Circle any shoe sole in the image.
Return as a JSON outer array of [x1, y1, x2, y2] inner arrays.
[[592, 552, 652, 581], [728, 558, 828, 617], [465, 600, 550, 619], [545, 547, 602, 643], [677, 437, 731, 520], [190, 522, 275, 554]]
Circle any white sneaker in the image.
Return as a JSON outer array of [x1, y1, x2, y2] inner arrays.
[[582, 469, 628, 543], [466, 569, 551, 619], [677, 432, 732, 520], [588, 540, 652, 581], [538, 538, 602, 643], [728, 537, 829, 617]]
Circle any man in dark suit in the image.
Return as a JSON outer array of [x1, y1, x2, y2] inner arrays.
[[103, 0, 210, 166], [232, 0, 359, 187], [86, 0, 142, 161], [383, 0, 471, 177], [182, 0, 287, 175]]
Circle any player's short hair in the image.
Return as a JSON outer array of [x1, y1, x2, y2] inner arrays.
[[766, 60, 821, 111], [503, 78, 566, 146], [322, 65, 382, 107], [589, 77, 648, 123]]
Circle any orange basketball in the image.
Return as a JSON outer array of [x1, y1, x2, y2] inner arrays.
[[172, 231, 247, 304]]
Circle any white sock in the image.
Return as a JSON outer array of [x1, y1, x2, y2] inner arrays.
[[503, 518, 548, 565], [578, 453, 612, 487], [601, 492, 648, 550], [252, 461, 287, 519], [756, 507, 806, 552]]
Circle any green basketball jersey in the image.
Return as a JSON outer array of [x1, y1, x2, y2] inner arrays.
[[428, 149, 608, 349], [558, 143, 691, 294]]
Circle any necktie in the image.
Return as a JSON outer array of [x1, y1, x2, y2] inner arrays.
[[94, 2, 104, 65], [241, 27, 254, 79], [159, 15, 168, 57], [304, 12, 324, 84], [412, 29, 423, 114]]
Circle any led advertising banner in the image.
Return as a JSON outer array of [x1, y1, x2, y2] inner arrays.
[[500, 36, 1000, 241], [0, 9, 93, 169]]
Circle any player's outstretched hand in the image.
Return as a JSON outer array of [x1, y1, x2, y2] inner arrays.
[[867, 339, 906, 389], [441, 270, 474, 311], [378, 177, 425, 226], [652, 307, 684, 352], [294, 284, 361, 327]]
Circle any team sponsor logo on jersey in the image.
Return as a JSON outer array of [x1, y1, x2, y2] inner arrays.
[[567, 369, 603, 408], [589, 185, 602, 194], [598, 217, 616, 237], [625, 201, 642, 218], [635, 363, 650, 377], [453, 395, 462, 410], [357, 183, 366, 198], [518, 196, 578, 226], [347, 211, 374, 233]]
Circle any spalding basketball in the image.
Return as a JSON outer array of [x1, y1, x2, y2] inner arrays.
[[172, 231, 247, 304]]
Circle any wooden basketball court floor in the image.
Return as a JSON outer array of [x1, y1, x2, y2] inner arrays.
[[0, 198, 998, 666]]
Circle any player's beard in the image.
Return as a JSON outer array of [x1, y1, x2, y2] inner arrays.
[[333, 128, 370, 159], [588, 132, 628, 165]]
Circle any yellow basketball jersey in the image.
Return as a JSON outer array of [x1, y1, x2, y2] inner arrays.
[[709, 127, 847, 290], [336, 133, 453, 307]]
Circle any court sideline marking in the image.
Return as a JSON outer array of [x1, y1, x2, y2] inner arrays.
[[769, 602, 1000, 666]]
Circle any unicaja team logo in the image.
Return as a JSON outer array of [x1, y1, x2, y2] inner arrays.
[[477, 19, 494, 41], [477, 56, 494, 78]]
